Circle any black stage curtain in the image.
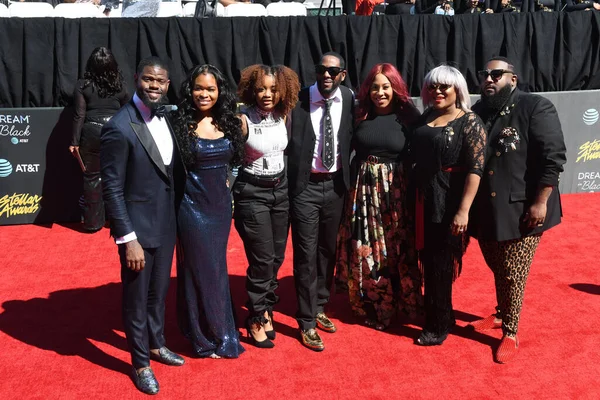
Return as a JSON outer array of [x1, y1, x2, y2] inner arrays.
[[1, 13, 599, 108]]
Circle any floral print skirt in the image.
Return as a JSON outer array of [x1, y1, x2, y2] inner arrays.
[[336, 161, 423, 327]]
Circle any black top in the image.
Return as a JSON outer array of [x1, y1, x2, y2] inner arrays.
[[72, 79, 129, 146], [411, 112, 486, 223], [354, 113, 409, 162]]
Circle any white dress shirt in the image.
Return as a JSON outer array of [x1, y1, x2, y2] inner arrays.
[[309, 83, 343, 173], [115, 93, 174, 245]]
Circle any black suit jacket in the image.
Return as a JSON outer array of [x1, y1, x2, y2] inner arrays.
[[100, 101, 185, 248], [287, 85, 354, 198], [472, 89, 567, 242]]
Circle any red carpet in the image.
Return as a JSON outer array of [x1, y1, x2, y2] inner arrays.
[[1, 193, 599, 399]]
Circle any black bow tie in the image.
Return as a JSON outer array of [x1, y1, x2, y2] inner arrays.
[[151, 106, 167, 119]]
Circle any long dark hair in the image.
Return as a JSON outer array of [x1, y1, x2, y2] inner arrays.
[[82, 47, 124, 98], [173, 64, 244, 167]]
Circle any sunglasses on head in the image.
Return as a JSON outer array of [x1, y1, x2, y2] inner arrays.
[[477, 69, 514, 80], [315, 65, 344, 77], [427, 83, 452, 93]]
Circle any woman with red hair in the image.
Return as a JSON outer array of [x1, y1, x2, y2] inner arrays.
[[336, 63, 422, 330]]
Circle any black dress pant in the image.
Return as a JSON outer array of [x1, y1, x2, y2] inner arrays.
[[290, 174, 345, 331], [233, 177, 289, 320], [119, 235, 175, 369], [420, 219, 459, 336], [79, 122, 105, 231]]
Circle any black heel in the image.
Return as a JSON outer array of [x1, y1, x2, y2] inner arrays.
[[265, 310, 276, 341], [246, 318, 274, 349]]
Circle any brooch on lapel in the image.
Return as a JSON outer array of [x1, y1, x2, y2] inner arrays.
[[499, 103, 515, 117], [497, 127, 520, 152], [442, 126, 455, 148]]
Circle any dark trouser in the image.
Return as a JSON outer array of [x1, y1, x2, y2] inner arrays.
[[290, 173, 345, 331], [478, 234, 542, 336], [119, 235, 175, 370], [233, 177, 289, 320], [420, 220, 459, 336], [79, 122, 105, 231]]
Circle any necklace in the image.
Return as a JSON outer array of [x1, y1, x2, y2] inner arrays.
[[255, 106, 272, 120]]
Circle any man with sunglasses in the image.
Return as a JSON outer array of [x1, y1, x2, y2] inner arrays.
[[470, 57, 566, 363], [287, 52, 354, 351]]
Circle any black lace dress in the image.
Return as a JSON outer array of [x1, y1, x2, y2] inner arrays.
[[411, 112, 486, 336]]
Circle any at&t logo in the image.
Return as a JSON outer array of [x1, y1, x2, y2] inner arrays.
[[0, 158, 40, 177], [583, 109, 599, 126], [0, 159, 12, 177]]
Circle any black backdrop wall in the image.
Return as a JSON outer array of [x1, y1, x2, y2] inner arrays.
[[1, 12, 599, 108]]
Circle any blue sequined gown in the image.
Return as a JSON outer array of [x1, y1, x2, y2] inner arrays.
[[176, 137, 244, 358]]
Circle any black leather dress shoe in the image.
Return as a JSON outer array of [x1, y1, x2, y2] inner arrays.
[[132, 367, 159, 395], [316, 312, 337, 333], [300, 328, 324, 352], [150, 347, 185, 366]]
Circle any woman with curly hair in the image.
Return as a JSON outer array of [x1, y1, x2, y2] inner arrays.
[[70, 46, 128, 232], [336, 63, 422, 330], [234, 64, 300, 348], [172, 64, 245, 359]]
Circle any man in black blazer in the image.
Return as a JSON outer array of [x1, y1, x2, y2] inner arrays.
[[287, 52, 354, 351], [101, 57, 185, 394], [470, 57, 567, 363]]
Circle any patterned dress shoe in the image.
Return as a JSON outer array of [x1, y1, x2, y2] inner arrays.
[[495, 334, 519, 364], [316, 312, 337, 333], [150, 347, 185, 366], [132, 367, 159, 395], [300, 328, 325, 351], [469, 314, 502, 331]]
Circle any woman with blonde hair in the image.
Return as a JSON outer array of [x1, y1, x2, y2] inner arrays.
[[411, 64, 487, 345]]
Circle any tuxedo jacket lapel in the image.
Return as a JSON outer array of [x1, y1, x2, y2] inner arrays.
[[127, 104, 169, 179], [299, 88, 316, 142]]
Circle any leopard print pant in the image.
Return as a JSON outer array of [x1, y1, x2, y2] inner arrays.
[[478, 234, 542, 336]]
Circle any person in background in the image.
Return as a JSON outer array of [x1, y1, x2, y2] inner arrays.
[[234, 64, 300, 349], [385, 0, 415, 15], [564, 0, 600, 12], [411, 65, 486, 347], [70, 47, 128, 232], [470, 56, 566, 364], [336, 63, 422, 331], [121, 0, 161, 17]]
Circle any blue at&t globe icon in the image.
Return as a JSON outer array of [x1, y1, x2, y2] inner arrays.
[[582, 109, 599, 126], [11, 137, 18, 145], [0, 158, 13, 177]]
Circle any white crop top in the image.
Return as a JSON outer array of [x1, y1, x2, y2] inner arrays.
[[242, 107, 288, 176]]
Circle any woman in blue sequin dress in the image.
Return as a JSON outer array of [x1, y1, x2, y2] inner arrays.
[[172, 65, 246, 358]]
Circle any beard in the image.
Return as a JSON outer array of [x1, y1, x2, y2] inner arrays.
[[137, 89, 169, 110], [481, 84, 513, 111], [317, 78, 341, 97]]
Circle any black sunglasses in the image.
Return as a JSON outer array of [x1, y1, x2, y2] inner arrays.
[[315, 65, 344, 77], [477, 69, 514, 81], [427, 83, 452, 93]]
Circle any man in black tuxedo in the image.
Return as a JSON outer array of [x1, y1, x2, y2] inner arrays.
[[101, 57, 185, 394], [287, 52, 354, 351], [470, 57, 566, 363]]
